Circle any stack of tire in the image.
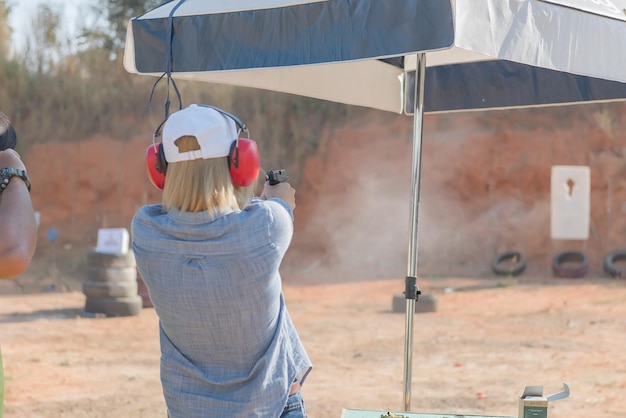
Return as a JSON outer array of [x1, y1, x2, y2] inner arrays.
[[82, 249, 143, 317]]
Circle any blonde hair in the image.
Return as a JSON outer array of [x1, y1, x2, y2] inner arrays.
[[162, 136, 254, 213]]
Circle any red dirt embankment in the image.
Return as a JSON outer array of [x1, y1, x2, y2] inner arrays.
[[16, 103, 626, 287]]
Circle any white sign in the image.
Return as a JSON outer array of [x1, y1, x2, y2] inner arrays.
[[551, 166, 590, 240], [96, 228, 130, 254]]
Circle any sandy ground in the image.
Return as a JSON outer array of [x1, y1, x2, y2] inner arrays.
[[1, 272, 625, 418]]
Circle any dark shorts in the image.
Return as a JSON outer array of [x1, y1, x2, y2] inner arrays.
[[280, 391, 307, 418]]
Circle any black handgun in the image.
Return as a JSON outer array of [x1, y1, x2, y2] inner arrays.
[[266, 169, 288, 186]]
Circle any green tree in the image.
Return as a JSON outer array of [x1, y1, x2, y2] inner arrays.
[[82, 0, 161, 57], [22, 4, 62, 74], [0, 0, 12, 58]]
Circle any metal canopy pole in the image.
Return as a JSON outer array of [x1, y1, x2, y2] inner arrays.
[[402, 52, 426, 412]]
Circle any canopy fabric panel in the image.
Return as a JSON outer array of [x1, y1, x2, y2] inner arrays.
[[128, 0, 454, 73], [124, 0, 626, 114], [455, 0, 626, 84], [166, 61, 407, 114], [415, 60, 626, 114]]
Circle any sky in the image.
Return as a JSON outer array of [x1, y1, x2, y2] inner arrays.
[[8, 0, 93, 53]]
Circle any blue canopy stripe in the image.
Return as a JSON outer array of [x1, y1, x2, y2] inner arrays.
[[130, 0, 454, 73], [416, 60, 626, 114]]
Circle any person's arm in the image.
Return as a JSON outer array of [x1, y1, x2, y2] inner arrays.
[[0, 149, 37, 279]]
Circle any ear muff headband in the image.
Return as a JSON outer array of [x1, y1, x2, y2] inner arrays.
[[197, 104, 247, 133], [145, 106, 260, 190]]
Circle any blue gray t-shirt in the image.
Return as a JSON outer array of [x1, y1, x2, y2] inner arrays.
[[131, 198, 312, 418]]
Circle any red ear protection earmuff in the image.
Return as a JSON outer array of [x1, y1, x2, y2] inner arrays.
[[228, 138, 261, 187], [145, 105, 260, 190], [146, 142, 167, 190], [145, 117, 168, 190]]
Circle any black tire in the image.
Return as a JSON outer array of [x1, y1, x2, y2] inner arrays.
[[84, 295, 143, 317], [84, 266, 137, 283], [603, 249, 626, 278], [82, 280, 138, 299], [552, 250, 588, 278], [86, 250, 136, 269], [492, 251, 526, 276]]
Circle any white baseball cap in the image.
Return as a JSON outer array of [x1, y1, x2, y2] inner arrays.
[[162, 104, 239, 163]]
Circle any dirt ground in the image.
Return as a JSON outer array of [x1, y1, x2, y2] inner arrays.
[[1, 274, 626, 418], [3, 104, 626, 417]]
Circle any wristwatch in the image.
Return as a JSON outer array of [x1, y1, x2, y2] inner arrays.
[[0, 167, 31, 193]]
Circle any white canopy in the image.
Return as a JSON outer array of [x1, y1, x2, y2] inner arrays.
[[124, 0, 626, 114]]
